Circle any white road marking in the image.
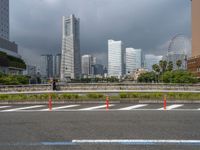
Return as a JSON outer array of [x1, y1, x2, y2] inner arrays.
[[118, 104, 148, 110], [158, 104, 183, 110], [79, 104, 115, 110], [72, 139, 200, 145], [2, 105, 45, 112], [41, 105, 79, 111], [0, 106, 10, 109]]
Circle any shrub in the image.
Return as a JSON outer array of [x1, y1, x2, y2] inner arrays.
[[87, 93, 104, 99]]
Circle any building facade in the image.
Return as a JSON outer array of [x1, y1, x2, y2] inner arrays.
[[40, 54, 53, 78], [54, 53, 61, 78], [144, 54, 163, 71], [191, 0, 200, 57], [0, 0, 9, 40], [81, 55, 96, 76], [0, 0, 26, 75], [188, 0, 200, 77], [93, 64, 104, 76], [125, 48, 142, 74], [60, 14, 81, 80], [108, 40, 124, 78]]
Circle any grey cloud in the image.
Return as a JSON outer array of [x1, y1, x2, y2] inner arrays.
[[10, 0, 191, 66]]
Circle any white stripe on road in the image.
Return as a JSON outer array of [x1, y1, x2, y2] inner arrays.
[[79, 104, 115, 111], [72, 139, 200, 145], [2, 105, 45, 112], [41, 105, 79, 111], [0, 106, 10, 109], [158, 104, 183, 110], [118, 104, 148, 110], [1, 139, 200, 146]]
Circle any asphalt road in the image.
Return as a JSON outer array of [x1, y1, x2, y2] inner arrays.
[[0, 110, 200, 149]]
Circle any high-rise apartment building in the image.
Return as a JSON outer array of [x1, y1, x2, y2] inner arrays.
[[125, 48, 142, 74], [60, 14, 81, 80], [54, 53, 61, 78], [187, 0, 200, 77], [108, 40, 124, 78], [81, 55, 96, 76], [145, 54, 163, 71], [40, 54, 53, 78], [0, 0, 9, 40]]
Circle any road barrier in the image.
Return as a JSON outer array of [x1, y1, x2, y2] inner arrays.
[[48, 94, 52, 111], [106, 96, 109, 110], [164, 95, 167, 110]]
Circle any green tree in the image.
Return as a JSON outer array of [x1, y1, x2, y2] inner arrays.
[[162, 70, 198, 84], [138, 72, 157, 83], [159, 60, 168, 73], [152, 64, 160, 73], [176, 60, 182, 70], [167, 61, 173, 72]]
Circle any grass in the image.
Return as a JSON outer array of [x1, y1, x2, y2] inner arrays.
[[0, 92, 200, 101]]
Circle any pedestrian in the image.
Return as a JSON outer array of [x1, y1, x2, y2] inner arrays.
[[52, 79, 57, 91]]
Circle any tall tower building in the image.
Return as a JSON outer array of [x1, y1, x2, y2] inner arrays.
[[108, 40, 124, 78], [0, 0, 9, 40], [125, 48, 142, 74], [60, 14, 81, 80]]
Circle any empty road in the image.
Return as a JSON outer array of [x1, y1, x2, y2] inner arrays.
[[0, 104, 200, 150]]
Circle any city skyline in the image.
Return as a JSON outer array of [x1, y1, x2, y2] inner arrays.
[[9, 0, 191, 66]]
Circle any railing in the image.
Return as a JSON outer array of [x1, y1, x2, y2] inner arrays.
[[0, 83, 200, 93]]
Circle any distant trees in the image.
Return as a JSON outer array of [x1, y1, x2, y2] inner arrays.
[[138, 59, 198, 84], [137, 72, 157, 83], [0, 73, 29, 85], [176, 60, 182, 70]]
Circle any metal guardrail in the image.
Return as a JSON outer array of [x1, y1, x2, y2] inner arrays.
[[0, 90, 200, 95]]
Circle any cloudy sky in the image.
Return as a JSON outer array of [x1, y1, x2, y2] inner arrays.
[[10, 0, 191, 66]]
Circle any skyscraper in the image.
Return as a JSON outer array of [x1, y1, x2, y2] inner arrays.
[[125, 48, 142, 74], [108, 40, 124, 78], [60, 14, 81, 80], [54, 53, 61, 78], [81, 55, 96, 76], [0, 0, 9, 40], [40, 54, 53, 78]]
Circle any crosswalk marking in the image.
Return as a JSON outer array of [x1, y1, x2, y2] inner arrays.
[[2, 105, 45, 112], [79, 104, 115, 111], [41, 105, 79, 111], [118, 104, 148, 110], [0, 104, 200, 112], [157, 104, 183, 110], [0, 106, 10, 109]]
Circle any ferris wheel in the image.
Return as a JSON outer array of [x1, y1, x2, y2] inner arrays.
[[168, 34, 191, 56], [167, 34, 191, 69]]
